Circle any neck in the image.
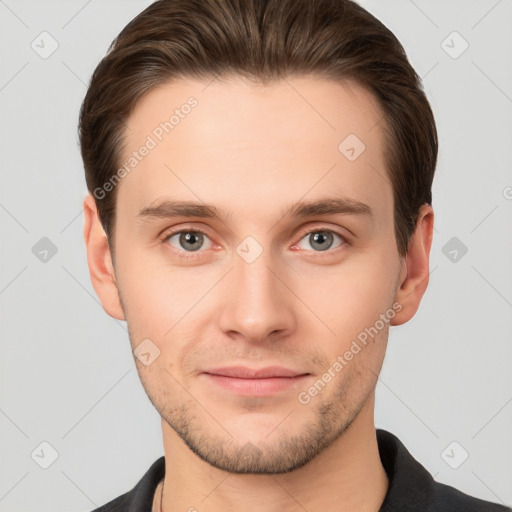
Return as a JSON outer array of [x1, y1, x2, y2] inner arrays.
[[160, 395, 388, 512]]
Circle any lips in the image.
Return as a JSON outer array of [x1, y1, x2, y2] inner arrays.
[[203, 366, 307, 379], [201, 366, 311, 396]]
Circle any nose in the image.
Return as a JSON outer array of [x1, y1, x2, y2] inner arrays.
[[217, 244, 296, 344]]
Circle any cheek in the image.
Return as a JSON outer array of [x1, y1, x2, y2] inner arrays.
[[291, 249, 399, 342], [115, 249, 172, 327], [115, 245, 218, 342]]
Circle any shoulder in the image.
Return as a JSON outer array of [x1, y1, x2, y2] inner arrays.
[[90, 491, 132, 512], [429, 479, 511, 512], [377, 429, 510, 512], [89, 456, 165, 512]]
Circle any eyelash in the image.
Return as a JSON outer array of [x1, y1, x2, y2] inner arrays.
[[161, 226, 348, 260]]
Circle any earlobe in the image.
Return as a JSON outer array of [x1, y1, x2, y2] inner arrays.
[[83, 194, 126, 321], [391, 204, 434, 326]]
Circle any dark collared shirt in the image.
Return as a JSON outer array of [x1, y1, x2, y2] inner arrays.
[[91, 429, 511, 511]]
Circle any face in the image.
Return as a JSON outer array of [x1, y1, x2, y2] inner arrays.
[[108, 76, 406, 473]]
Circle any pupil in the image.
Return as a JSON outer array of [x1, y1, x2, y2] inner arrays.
[[181, 232, 202, 251], [311, 231, 332, 251]]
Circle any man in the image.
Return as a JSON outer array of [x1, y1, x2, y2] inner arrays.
[[79, 0, 510, 510]]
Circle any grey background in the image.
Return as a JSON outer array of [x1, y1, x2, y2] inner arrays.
[[1, 0, 511, 510]]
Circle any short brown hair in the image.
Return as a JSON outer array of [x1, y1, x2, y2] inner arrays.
[[79, 0, 437, 258]]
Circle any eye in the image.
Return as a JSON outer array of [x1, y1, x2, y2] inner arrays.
[[164, 229, 213, 253], [294, 229, 346, 252]]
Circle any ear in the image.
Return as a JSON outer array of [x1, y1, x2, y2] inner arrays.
[[390, 203, 434, 326], [82, 194, 125, 321]]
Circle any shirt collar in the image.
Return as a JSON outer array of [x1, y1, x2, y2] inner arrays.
[[106, 428, 506, 511]]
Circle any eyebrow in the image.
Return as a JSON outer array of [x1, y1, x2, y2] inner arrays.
[[137, 197, 372, 224]]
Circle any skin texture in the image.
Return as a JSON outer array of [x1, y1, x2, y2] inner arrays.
[[83, 76, 434, 512]]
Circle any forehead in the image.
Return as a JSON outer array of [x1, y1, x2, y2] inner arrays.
[[116, 75, 392, 230]]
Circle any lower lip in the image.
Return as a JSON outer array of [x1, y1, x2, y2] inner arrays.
[[202, 373, 311, 396]]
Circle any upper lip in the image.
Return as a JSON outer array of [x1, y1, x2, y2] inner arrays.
[[203, 366, 308, 379]]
